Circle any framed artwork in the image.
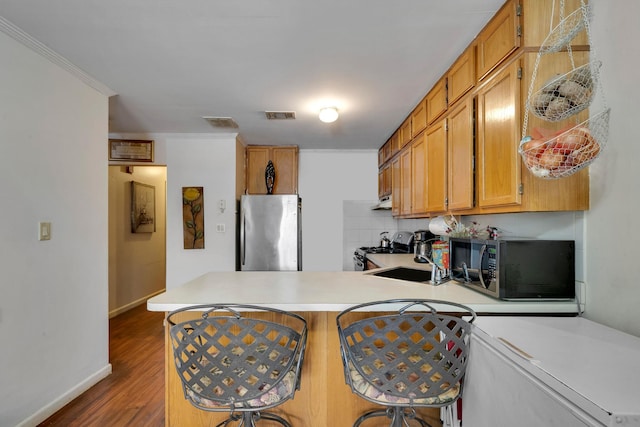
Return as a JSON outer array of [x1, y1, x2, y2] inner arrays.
[[131, 181, 156, 233], [182, 187, 204, 249], [109, 139, 154, 162]]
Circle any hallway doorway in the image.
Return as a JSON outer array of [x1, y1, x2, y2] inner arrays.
[[108, 165, 167, 317]]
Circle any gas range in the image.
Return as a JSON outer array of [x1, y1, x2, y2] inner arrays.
[[355, 246, 393, 257], [353, 231, 414, 271]]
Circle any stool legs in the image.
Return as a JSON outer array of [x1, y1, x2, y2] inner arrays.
[[353, 407, 432, 427], [215, 411, 292, 427]]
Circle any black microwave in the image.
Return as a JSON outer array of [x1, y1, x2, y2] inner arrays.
[[449, 237, 575, 300]]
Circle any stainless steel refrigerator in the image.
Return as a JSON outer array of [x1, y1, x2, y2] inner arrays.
[[239, 194, 302, 271]]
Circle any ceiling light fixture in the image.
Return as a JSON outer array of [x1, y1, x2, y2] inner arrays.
[[318, 107, 339, 123]]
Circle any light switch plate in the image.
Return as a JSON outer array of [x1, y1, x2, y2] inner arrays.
[[39, 222, 51, 241]]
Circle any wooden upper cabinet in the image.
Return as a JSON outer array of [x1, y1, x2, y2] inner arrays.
[[426, 77, 447, 125], [378, 138, 393, 168], [246, 145, 298, 195], [447, 44, 476, 106], [447, 96, 475, 212], [410, 134, 427, 215], [378, 163, 392, 199], [399, 147, 413, 216], [477, 0, 521, 81], [521, 0, 590, 48], [390, 131, 401, 156], [411, 98, 428, 137], [476, 59, 522, 208], [391, 156, 401, 216], [425, 119, 447, 214], [400, 118, 412, 148]]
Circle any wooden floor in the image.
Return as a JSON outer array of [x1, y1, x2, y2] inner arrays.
[[38, 304, 166, 427]]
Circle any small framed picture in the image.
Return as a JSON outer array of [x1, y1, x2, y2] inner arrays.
[[131, 181, 156, 233], [109, 139, 154, 162]]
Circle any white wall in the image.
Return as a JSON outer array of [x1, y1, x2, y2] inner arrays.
[[582, 0, 640, 337], [0, 31, 109, 427], [299, 150, 379, 271], [108, 165, 166, 316], [164, 134, 238, 288]]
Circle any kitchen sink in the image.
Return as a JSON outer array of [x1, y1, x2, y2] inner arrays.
[[369, 267, 432, 283]]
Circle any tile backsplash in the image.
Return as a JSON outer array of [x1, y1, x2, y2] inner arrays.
[[342, 200, 428, 270], [342, 201, 585, 281]]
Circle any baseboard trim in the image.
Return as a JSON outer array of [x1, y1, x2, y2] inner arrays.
[[17, 364, 112, 427], [109, 289, 165, 318]]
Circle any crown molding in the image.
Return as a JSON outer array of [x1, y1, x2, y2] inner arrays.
[[0, 16, 116, 97]]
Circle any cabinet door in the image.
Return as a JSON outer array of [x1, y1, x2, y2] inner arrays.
[[400, 147, 413, 216], [447, 97, 475, 211], [426, 77, 447, 125], [391, 156, 401, 216], [246, 146, 298, 195], [411, 134, 427, 215], [425, 120, 447, 214], [448, 45, 476, 106], [477, 0, 520, 81], [390, 131, 401, 157], [400, 118, 412, 148], [411, 98, 427, 137], [271, 147, 298, 194], [246, 147, 270, 194], [378, 163, 392, 199], [476, 60, 522, 208]]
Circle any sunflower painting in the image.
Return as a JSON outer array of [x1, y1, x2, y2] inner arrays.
[[182, 187, 204, 249]]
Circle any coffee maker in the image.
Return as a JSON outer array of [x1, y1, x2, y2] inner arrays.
[[413, 229, 436, 263]]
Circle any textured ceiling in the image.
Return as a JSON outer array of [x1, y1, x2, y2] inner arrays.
[[0, 0, 505, 149]]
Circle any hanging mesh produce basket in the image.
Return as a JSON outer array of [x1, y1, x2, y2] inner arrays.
[[528, 61, 600, 122], [521, 0, 610, 180], [519, 108, 609, 179], [539, 3, 592, 54]]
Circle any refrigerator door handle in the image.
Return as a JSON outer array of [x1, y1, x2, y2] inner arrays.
[[240, 207, 246, 266]]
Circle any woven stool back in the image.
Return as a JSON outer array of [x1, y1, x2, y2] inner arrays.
[[167, 304, 307, 411], [337, 299, 475, 405]]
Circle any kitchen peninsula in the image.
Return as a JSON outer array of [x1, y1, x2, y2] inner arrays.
[[148, 268, 579, 427]]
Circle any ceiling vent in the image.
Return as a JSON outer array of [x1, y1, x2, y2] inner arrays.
[[265, 111, 296, 120], [202, 116, 239, 128]]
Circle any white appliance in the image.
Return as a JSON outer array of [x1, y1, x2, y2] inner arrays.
[[239, 194, 302, 271], [463, 317, 640, 426]]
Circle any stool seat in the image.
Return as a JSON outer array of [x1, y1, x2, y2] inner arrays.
[[337, 299, 476, 427], [167, 304, 307, 427]]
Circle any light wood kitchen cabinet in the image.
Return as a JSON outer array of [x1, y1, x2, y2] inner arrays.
[[245, 145, 298, 195], [426, 77, 447, 125], [410, 133, 427, 215], [476, 54, 590, 213], [379, 0, 592, 217], [411, 98, 427, 137], [378, 162, 392, 199], [520, 0, 590, 48], [425, 119, 448, 214], [476, 0, 520, 81], [400, 117, 412, 148], [390, 131, 401, 156], [399, 147, 413, 216], [476, 58, 522, 208], [447, 96, 475, 212], [447, 44, 476, 106], [391, 156, 401, 216]]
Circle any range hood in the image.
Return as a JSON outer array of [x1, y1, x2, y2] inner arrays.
[[372, 196, 392, 210]]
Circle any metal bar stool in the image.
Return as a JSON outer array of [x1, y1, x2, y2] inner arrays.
[[167, 304, 307, 427], [336, 299, 476, 427]]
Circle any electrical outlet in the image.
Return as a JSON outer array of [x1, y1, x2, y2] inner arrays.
[[39, 222, 51, 241], [216, 224, 226, 233]]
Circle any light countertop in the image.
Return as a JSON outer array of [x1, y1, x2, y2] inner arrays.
[[147, 267, 580, 315]]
